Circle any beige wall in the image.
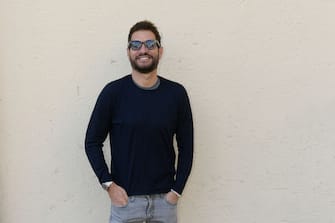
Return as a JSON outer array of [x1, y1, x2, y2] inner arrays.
[[1, 1, 335, 222]]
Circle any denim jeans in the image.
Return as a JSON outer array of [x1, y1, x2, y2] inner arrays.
[[109, 193, 177, 223]]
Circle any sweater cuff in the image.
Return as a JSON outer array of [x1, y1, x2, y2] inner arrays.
[[171, 189, 181, 197]]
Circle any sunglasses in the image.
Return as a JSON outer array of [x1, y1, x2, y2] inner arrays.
[[128, 40, 161, 51]]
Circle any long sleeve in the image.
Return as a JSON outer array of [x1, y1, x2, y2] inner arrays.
[[85, 86, 113, 184], [172, 87, 194, 195]]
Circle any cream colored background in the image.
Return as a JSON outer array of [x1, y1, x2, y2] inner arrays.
[[1, 0, 335, 222]]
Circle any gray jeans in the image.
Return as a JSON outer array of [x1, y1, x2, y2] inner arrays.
[[109, 193, 177, 223]]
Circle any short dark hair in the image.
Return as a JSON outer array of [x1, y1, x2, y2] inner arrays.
[[128, 20, 161, 44]]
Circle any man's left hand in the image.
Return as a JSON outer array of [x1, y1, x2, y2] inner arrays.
[[165, 191, 179, 205]]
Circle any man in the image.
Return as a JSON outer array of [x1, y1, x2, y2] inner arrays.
[[85, 20, 193, 223]]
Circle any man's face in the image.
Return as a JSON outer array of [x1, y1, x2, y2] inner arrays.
[[127, 30, 163, 74]]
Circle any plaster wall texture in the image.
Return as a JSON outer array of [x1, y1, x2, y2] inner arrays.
[[1, 1, 335, 222]]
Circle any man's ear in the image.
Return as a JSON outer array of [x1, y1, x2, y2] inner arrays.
[[159, 47, 164, 59]]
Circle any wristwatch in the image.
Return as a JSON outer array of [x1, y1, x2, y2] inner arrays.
[[102, 181, 113, 191]]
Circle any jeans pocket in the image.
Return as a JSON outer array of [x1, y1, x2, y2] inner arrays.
[[111, 201, 128, 208], [112, 196, 134, 208]]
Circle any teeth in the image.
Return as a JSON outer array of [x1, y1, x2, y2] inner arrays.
[[137, 55, 151, 58], [138, 56, 151, 61]]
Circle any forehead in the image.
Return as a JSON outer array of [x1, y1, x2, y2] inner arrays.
[[130, 30, 156, 41]]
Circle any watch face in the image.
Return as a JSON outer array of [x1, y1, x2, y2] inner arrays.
[[102, 182, 113, 190]]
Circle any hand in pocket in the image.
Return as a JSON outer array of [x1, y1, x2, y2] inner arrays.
[[107, 183, 129, 207]]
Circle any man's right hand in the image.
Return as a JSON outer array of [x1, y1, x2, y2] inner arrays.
[[107, 183, 129, 207]]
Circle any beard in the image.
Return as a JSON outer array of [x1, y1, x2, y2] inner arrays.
[[129, 53, 160, 74]]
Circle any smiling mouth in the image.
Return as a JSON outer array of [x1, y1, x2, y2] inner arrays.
[[136, 55, 152, 61]]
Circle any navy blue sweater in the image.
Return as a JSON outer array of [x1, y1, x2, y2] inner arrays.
[[85, 75, 193, 196]]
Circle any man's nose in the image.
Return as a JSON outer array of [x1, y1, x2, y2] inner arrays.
[[138, 44, 149, 52]]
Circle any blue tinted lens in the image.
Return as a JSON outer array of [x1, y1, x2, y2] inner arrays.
[[129, 41, 142, 50], [144, 40, 156, 49]]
